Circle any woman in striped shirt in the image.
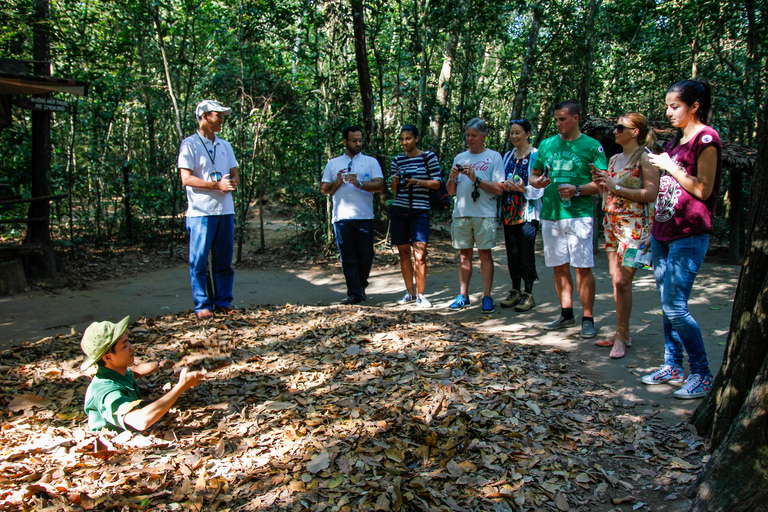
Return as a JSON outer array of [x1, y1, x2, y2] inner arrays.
[[390, 125, 443, 308]]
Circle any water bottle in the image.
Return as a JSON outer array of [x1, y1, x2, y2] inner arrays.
[[363, 172, 370, 185], [559, 185, 571, 207], [513, 174, 523, 186]]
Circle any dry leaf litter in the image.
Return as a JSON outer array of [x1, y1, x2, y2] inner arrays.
[[0, 306, 706, 511]]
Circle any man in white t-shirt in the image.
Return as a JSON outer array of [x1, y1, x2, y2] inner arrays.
[[446, 118, 505, 313], [178, 100, 240, 320], [321, 126, 384, 304]]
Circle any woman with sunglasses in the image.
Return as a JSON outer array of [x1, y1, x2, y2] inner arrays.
[[640, 79, 722, 399], [592, 114, 659, 359], [499, 119, 544, 312], [390, 125, 443, 308]]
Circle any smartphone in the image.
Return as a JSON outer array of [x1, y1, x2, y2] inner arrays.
[[543, 164, 551, 178], [644, 146, 653, 154]]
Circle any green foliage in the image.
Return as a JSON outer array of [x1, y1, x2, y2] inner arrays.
[[0, 0, 763, 253]]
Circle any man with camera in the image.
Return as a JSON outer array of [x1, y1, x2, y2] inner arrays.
[[446, 118, 505, 313], [321, 126, 384, 305], [178, 100, 240, 320]]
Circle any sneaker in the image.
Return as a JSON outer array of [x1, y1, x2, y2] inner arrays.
[[449, 294, 470, 310], [674, 374, 714, 399], [416, 294, 432, 308], [514, 293, 535, 312], [500, 289, 522, 308], [641, 365, 685, 385], [341, 295, 363, 305], [544, 315, 575, 330], [581, 319, 596, 339], [481, 296, 496, 314], [397, 292, 416, 305]]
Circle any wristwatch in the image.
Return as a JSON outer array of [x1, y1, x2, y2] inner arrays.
[[475, 177, 482, 185], [615, 184, 622, 192], [575, 185, 582, 197]]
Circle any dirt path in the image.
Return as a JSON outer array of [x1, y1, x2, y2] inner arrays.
[[2, 237, 738, 427]]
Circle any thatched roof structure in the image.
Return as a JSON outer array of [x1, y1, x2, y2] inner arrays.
[[582, 117, 758, 174]]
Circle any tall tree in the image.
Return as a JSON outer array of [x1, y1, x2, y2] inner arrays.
[[689, 86, 768, 511], [350, 0, 376, 147]]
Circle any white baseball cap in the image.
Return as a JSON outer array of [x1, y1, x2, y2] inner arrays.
[[195, 100, 232, 119]]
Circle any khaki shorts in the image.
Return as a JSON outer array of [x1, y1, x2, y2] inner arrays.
[[541, 217, 594, 268], [451, 217, 498, 250]]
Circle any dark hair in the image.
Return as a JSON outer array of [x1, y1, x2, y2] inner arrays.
[[509, 118, 532, 133], [400, 124, 419, 137], [667, 79, 713, 125], [554, 100, 580, 117], [342, 126, 363, 139], [95, 343, 118, 367]]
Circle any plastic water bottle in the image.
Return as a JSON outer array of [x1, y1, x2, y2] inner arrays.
[[513, 174, 523, 186], [363, 172, 370, 184]]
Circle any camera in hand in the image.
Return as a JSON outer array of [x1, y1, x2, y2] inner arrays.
[[396, 169, 410, 185]]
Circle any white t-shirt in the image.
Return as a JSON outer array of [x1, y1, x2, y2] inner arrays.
[[322, 153, 383, 223], [178, 132, 238, 217], [451, 148, 505, 218]]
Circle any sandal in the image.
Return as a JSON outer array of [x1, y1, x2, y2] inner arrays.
[[610, 342, 630, 359], [595, 337, 632, 348]]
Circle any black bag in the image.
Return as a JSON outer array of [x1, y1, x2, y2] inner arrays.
[[423, 153, 451, 211]]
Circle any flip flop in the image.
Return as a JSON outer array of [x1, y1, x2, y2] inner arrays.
[[595, 338, 632, 348], [610, 346, 626, 359]]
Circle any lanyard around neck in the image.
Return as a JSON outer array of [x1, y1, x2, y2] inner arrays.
[[196, 132, 217, 168]]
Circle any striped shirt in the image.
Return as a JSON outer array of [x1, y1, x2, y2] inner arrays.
[[390, 151, 442, 210]]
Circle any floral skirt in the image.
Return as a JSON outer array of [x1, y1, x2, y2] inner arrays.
[[603, 211, 649, 260]]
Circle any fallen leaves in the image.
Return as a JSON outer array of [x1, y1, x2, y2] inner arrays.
[[0, 306, 706, 511]]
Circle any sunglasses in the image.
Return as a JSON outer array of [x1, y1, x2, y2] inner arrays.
[[615, 124, 635, 133]]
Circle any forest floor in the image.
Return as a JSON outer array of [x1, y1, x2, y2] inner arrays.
[[0, 216, 739, 512]]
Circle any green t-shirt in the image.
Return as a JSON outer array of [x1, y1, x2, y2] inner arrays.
[[532, 133, 607, 220], [84, 366, 142, 431]]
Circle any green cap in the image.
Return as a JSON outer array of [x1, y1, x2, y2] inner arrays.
[[80, 316, 130, 370]]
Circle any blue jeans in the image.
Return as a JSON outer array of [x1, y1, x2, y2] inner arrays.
[[186, 215, 235, 312], [334, 219, 375, 299], [651, 234, 710, 375]]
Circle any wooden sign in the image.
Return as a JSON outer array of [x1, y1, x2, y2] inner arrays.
[[13, 97, 70, 112]]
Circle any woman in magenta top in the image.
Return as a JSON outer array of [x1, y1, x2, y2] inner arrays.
[[641, 79, 722, 400]]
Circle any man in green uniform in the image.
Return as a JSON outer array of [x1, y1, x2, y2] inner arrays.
[[530, 100, 607, 339], [81, 316, 203, 432]]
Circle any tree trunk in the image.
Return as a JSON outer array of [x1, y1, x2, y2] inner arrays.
[[689, 91, 768, 511], [429, 29, 458, 158], [577, 0, 602, 119], [509, 1, 543, 122], [350, 0, 375, 147], [26, 0, 57, 278]]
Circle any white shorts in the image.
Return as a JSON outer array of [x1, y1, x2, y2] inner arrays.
[[541, 218, 594, 268]]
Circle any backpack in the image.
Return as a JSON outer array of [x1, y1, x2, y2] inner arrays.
[[422, 153, 451, 211]]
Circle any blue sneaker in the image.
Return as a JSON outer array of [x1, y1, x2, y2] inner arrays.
[[481, 296, 495, 313], [448, 294, 470, 310], [674, 373, 714, 399]]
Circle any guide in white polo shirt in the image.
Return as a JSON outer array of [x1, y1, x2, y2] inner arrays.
[[178, 100, 240, 320]]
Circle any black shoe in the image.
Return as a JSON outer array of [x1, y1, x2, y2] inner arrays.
[[341, 295, 362, 305]]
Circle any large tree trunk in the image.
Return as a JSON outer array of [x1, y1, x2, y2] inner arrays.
[[429, 29, 458, 159], [689, 88, 768, 511], [577, 0, 602, 119], [25, 0, 57, 278], [350, 0, 375, 147], [509, 1, 543, 122]]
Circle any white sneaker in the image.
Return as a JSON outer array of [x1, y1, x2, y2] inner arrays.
[[397, 292, 416, 305], [416, 294, 432, 308]]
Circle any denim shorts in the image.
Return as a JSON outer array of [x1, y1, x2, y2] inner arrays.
[[390, 205, 430, 246]]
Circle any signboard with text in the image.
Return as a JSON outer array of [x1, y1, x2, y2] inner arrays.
[[14, 97, 70, 112]]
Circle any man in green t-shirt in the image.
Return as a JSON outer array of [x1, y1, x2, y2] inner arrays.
[[81, 316, 203, 432], [530, 100, 607, 339]]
